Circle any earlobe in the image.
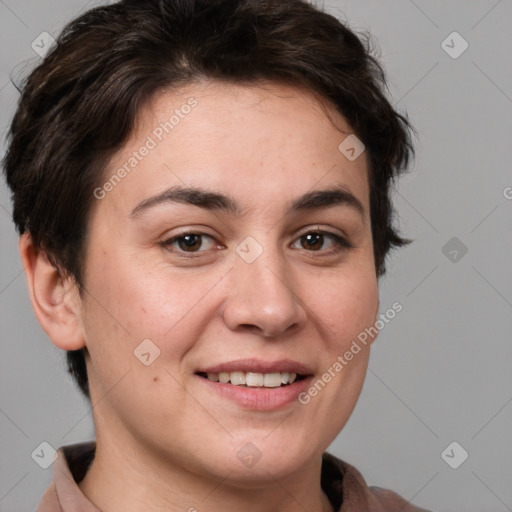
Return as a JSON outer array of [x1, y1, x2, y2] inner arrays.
[[19, 233, 86, 351]]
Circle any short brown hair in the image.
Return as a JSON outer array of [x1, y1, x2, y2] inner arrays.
[[3, 0, 414, 399]]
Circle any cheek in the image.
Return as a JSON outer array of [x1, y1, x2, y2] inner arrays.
[[303, 265, 379, 349], [292, 265, 378, 448], [81, 247, 227, 362]]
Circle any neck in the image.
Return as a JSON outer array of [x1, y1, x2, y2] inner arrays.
[[78, 431, 334, 512]]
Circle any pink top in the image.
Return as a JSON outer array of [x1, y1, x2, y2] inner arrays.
[[37, 442, 431, 511]]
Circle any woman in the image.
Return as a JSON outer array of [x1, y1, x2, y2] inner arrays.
[[3, 0, 429, 510]]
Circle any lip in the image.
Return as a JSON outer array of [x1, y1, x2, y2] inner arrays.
[[196, 358, 313, 375], [195, 359, 314, 411], [196, 374, 313, 410]]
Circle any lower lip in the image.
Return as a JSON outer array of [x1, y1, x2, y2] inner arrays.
[[196, 375, 313, 410]]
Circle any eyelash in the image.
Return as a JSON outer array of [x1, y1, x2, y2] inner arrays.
[[159, 230, 354, 257]]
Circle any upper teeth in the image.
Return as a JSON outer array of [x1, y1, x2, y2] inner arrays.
[[206, 371, 297, 387]]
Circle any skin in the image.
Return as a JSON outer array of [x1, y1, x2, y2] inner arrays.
[[20, 80, 380, 512]]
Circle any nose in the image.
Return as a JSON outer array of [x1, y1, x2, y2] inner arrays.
[[222, 245, 307, 338]]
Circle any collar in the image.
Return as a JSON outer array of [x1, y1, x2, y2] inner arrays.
[[37, 442, 430, 512]]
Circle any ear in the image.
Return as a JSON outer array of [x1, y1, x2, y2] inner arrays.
[[19, 232, 85, 351]]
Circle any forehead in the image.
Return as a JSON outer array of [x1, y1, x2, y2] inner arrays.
[[98, 79, 369, 218], [143, 79, 358, 152]]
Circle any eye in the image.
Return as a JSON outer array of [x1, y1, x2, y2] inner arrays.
[[291, 231, 352, 253], [160, 229, 351, 257], [161, 233, 219, 254]]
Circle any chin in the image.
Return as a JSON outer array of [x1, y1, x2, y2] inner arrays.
[[205, 434, 321, 486]]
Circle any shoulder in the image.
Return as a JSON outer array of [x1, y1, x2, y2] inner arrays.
[[37, 483, 59, 512], [321, 452, 432, 512], [36, 442, 98, 512], [367, 485, 432, 512]]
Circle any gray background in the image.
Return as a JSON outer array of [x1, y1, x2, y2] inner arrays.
[[1, 1, 511, 511]]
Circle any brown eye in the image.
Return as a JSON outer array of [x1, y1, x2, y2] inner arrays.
[[177, 234, 202, 252], [292, 231, 352, 253], [300, 233, 324, 250], [162, 233, 217, 253]]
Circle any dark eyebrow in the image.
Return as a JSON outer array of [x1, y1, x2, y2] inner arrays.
[[130, 185, 365, 219], [130, 186, 241, 217], [289, 187, 365, 219]]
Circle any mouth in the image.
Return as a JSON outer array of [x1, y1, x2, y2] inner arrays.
[[196, 371, 308, 388], [194, 359, 313, 410]]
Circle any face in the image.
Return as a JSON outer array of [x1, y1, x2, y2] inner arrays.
[[79, 80, 379, 485]]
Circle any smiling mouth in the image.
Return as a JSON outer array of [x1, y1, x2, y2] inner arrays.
[[196, 371, 308, 388]]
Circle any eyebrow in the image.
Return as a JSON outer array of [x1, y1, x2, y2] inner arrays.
[[129, 185, 365, 219]]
